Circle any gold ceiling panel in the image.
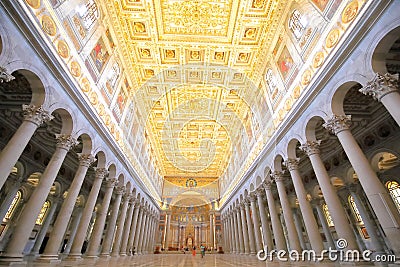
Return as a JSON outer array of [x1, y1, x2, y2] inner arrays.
[[102, 0, 287, 187]]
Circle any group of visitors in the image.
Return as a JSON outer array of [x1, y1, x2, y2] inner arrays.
[[188, 244, 206, 258]]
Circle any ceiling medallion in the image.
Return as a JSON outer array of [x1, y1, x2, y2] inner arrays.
[[41, 15, 57, 37], [25, 0, 40, 9], [57, 40, 70, 59], [326, 28, 340, 49], [313, 51, 325, 68], [70, 61, 81, 78], [342, 1, 359, 24]]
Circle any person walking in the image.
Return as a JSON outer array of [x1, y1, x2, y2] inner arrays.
[[192, 246, 196, 256], [200, 244, 205, 258]]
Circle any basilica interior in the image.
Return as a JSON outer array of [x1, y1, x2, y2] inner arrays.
[[0, 0, 400, 266]]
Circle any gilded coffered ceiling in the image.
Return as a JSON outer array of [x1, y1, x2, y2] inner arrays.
[[20, 0, 367, 203], [101, 0, 282, 183]]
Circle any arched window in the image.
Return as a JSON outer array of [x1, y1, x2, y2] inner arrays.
[[348, 195, 363, 223], [35, 201, 50, 225], [386, 180, 400, 212], [322, 204, 334, 227], [3, 190, 22, 222], [288, 9, 307, 40]]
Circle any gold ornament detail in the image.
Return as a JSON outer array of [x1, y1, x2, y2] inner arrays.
[[41, 15, 57, 37], [313, 51, 325, 68], [57, 40, 70, 59], [301, 70, 312, 85], [342, 1, 359, 24], [70, 61, 81, 77], [25, 0, 40, 9], [326, 29, 340, 49]]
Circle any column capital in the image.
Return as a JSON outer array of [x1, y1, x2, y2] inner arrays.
[[284, 158, 300, 171], [255, 188, 264, 197], [300, 140, 321, 156], [22, 104, 54, 126], [0, 66, 15, 82], [55, 134, 78, 151], [105, 177, 118, 188], [249, 193, 257, 203], [94, 167, 108, 180], [271, 171, 285, 183], [360, 72, 399, 101], [263, 180, 273, 190], [115, 185, 125, 195], [77, 153, 96, 167], [323, 114, 352, 135], [128, 195, 136, 204]]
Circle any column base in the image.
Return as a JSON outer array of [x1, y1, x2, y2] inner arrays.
[[99, 254, 111, 258], [0, 255, 25, 266], [119, 253, 127, 257], [63, 254, 83, 261], [35, 254, 61, 264]]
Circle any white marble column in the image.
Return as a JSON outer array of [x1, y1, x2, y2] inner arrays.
[[0, 176, 22, 222], [100, 186, 124, 257], [292, 209, 307, 250], [244, 201, 256, 255], [360, 72, 400, 125], [284, 158, 324, 253], [239, 204, 250, 254], [63, 208, 83, 255], [301, 140, 358, 251], [233, 209, 243, 254], [133, 207, 144, 252], [272, 171, 302, 252], [255, 189, 274, 252], [228, 213, 235, 253], [29, 199, 59, 256], [39, 154, 95, 262], [119, 198, 136, 256], [0, 134, 76, 263], [263, 181, 286, 251], [0, 104, 53, 190], [110, 192, 131, 256], [163, 211, 171, 250], [209, 212, 214, 250], [347, 183, 385, 253], [324, 115, 400, 255], [232, 208, 240, 253], [86, 178, 118, 257], [313, 199, 335, 249], [249, 195, 263, 253], [138, 211, 148, 254], [127, 201, 140, 255], [67, 167, 108, 259]]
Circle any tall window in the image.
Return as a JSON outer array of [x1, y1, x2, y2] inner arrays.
[[348, 195, 363, 223], [386, 180, 400, 212], [322, 204, 334, 227], [288, 10, 307, 40], [4, 190, 22, 222], [35, 201, 50, 225]]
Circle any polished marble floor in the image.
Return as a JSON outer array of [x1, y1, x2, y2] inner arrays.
[[7, 253, 385, 267]]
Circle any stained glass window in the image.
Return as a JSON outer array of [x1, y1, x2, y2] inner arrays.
[[386, 181, 400, 212], [322, 203, 334, 227], [348, 195, 363, 223], [35, 201, 50, 225], [4, 191, 22, 222]]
